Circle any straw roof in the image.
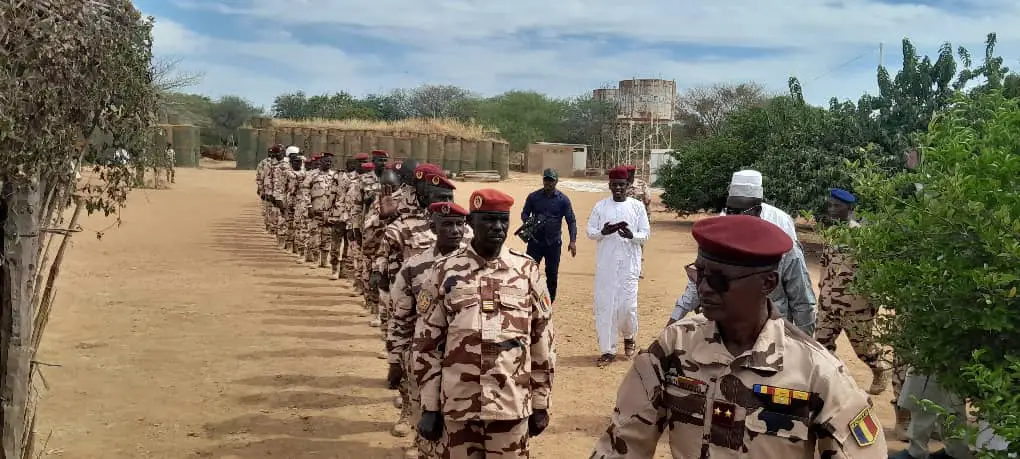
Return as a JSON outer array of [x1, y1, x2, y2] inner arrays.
[[269, 118, 503, 142]]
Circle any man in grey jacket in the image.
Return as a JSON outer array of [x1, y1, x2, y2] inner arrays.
[[667, 169, 816, 334]]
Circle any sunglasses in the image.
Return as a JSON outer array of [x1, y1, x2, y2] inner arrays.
[[723, 204, 762, 216], [685, 263, 771, 293]]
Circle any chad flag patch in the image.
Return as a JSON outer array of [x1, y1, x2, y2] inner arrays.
[[752, 384, 810, 405], [849, 407, 881, 447]]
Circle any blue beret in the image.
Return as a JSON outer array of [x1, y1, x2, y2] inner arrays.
[[830, 188, 856, 204]]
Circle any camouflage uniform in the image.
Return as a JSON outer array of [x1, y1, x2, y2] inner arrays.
[[391, 184, 419, 215], [310, 169, 336, 268], [255, 157, 274, 231], [292, 168, 311, 256], [283, 167, 305, 250], [375, 207, 435, 343], [590, 307, 887, 459], [626, 178, 652, 208], [360, 175, 384, 314], [329, 171, 358, 278], [413, 245, 555, 458], [270, 159, 289, 243], [348, 172, 376, 294]]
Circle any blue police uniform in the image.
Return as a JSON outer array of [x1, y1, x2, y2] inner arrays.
[[520, 188, 577, 302]]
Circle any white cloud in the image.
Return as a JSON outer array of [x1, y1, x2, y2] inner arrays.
[[152, 0, 1020, 109]]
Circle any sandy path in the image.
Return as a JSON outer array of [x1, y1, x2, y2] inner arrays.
[[34, 164, 899, 458]]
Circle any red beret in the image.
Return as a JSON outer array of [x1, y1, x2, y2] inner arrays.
[[624, 165, 637, 171], [424, 172, 456, 190], [470, 189, 513, 213], [371, 149, 389, 158], [360, 162, 375, 171], [428, 201, 468, 217], [414, 163, 443, 180], [608, 166, 629, 180], [354, 152, 370, 160], [692, 215, 792, 267], [269, 144, 283, 153]]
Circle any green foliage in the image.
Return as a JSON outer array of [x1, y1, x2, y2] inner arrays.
[[468, 91, 567, 151], [658, 134, 750, 214], [844, 91, 1020, 455]]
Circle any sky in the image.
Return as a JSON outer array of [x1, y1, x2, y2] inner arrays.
[[138, 0, 1020, 109]]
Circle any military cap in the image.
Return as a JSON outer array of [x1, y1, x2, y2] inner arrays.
[[424, 171, 456, 190], [385, 162, 398, 170], [830, 188, 856, 204], [414, 163, 443, 180], [428, 201, 468, 217], [469, 189, 513, 213], [269, 144, 284, 153], [310, 154, 321, 161], [608, 166, 629, 180], [371, 149, 389, 158], [285, 145, 300, 155], [354, 152, 370, 160], [360, 162, 376, 171], [692, 215, 792, 267]]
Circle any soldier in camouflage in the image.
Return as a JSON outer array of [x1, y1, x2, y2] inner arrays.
[[381, 158, 420, 219], [387, 201, 469, 458], [282, 153, 305, 252], [351, 159, 379, 298], [292, 156, 313, 260], [591, 215, 886, 459], [271, 146, 297, 248], [362, 150, 390, 325], [814, 189, 893, 395], [255, 144, 283, 232], [624, 165, 652, 209], [328, 156, 362, 280], [309, 152, 337, 269], [413, 188, 555, 459], [298, 156, 320, 263], [374, 168, 455, 343]]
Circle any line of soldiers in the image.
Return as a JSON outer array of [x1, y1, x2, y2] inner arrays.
[[255, 144, 556, 458]]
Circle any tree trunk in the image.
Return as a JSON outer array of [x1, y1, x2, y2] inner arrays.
[[0, 179, 42, 459]]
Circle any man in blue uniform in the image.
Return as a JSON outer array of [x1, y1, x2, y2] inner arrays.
[[520, 168, 577, 303]]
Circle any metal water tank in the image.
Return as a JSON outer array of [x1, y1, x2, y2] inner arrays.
[[618, 79, 676, 121]]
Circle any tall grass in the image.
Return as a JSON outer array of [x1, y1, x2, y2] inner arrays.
[[270, 118, 503, 142]]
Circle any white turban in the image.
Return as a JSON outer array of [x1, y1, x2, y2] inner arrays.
[[285, 145, 300, 155], [728, 169, 763, 199]]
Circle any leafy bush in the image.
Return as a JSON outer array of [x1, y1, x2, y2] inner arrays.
[[844, 91, 1020, 456]]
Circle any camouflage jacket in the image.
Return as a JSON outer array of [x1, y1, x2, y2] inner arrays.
[[387, 245, 445, 365], [590, 306, 886, 459], [390, 184, 418, 216], [284, 169, 304, 211], [345, 172, 378, 230], [374, 208, 435, 280], [271, 160, 289, 201], [818, 220, 867, 311], [626, 178, 651, 207], [309, 169, 335, 218], [255, 157, 273, 195], [328, 171, 356, 223], [413, 245, 555, 421], [293, 170, 310, 221]]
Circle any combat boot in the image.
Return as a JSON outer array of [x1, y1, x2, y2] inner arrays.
[[319, 250, 329, 268], [391, 402, 412, 438], [330, 270, 341, 281], [868, 366, 892, 395], [291, 241, 299, 254], [893, 406, 910, 441], [277, 234, 286, 249]]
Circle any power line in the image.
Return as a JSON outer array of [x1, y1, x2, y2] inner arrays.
[[809, 48, 877, 82]]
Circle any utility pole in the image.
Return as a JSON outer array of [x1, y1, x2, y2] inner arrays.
[[879, 42, 884, 68]]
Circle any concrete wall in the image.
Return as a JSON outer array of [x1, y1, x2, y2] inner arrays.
[[526, 144, 584, 177]]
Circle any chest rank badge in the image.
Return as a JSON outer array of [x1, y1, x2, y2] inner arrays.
[[416, 291, 432, 313], [753, 384, 810, 405], [849, 407, 880, 447], [664, 368, 707, 395], [711, 400, 737, 427]]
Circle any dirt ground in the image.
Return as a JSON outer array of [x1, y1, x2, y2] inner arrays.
[[35, 163, 902, 458]]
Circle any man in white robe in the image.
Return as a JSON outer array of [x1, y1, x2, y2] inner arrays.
[[587, 166, 650, 367], [668, 169, 817, 334]]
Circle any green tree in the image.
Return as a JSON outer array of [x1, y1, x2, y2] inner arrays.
[[674, 82, 769, 140], [843, 91, 1020, 457], [362, 90, 410, 121], [208, 96, 263, 144], [406, 84, 474, 119], [271, 91, 310, 119], [469, 91, 567, 152]]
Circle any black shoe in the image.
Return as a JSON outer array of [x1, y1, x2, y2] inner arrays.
[[596, 353, 616, 368], [623, 339, 637, 359]]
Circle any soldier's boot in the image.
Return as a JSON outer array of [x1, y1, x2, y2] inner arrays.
[[277, 234, 286, 249], [390, 403, 413, 438], [319, 250, 329, 269], [893, 406, 910, 442], [330, 268, 341, 281], [868, 366, 892, 396]]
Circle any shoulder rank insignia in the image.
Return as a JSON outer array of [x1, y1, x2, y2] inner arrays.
[[752, 384, 810, 405], [416, 291, 433, 314], [849, 406, 880, 447], [665, 368, 707, 394]]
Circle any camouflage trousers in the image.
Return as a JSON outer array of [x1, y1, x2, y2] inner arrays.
[[293, 213, 309, 249], [261, 201, 270, 230], [442, 418, 529, 458], [305, 215, 319, 251], [379, 289, 392, 332], [349, 237, 364, 291], [280, 207, 294, 242], [360, 249, 380, 313], [267, 205, 281, 233], [814, 300, 888, 372], [329, 225, 344, 270], [396, 349, 443, 458], [316, 221, 331, 252]]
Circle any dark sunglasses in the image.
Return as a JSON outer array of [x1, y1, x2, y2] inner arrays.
[[685, 263, 771, 293]]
